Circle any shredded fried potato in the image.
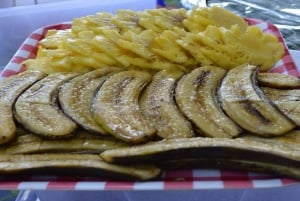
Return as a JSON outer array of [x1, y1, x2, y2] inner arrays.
[[23, 7, 284, 73]]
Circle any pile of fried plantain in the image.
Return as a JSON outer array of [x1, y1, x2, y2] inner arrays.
[[1, 64, 300, 180]]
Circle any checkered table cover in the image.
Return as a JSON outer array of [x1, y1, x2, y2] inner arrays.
[[0, 19, 299, 190]]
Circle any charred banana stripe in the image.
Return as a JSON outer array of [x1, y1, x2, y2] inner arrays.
[[14, 73, 79, 138], [92, 70, 156, 144], [175, 66, 241, 138], [140, 69, 194, 139], [0, 154, 161, 180], [0, 70, 46, 144], [59, 68, 121, 134], [219, 64, 295, 136], [262, 87, 300, 126]]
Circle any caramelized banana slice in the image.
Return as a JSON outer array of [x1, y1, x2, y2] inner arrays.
[[262, 87, 300, 126], [14, 73, 78, 138], [175, 66, 241, 138], [0, 154, 161, 180], [258, 73, 300, 89], [59, 68, 121, 134], [100, 132, 300, 173], [0, 70, 45, 144], [0, 130, 128, 155], [219, 64, 295, 136], [92, 70, 156, 144], [140, 69, 194, 139]]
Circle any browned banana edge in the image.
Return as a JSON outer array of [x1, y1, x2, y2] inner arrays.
[[0, 154, 161, 180], [100, 133, 300, 179]]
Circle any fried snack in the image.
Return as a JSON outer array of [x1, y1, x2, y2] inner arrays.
[[23, 7, 284, 74]]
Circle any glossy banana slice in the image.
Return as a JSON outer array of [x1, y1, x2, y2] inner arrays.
[[0, 70, 45, 144], [258, 72, 300, 89], [0, 130, 128, 155], [0, 154, 161, 180], [262, 87, 300, 126], [92, 70, 156, 144], [14, 73, 78, 138], [140, 69, 194, 139], [175, 66, 241, 138], [219, 64, 295, 136], [59, 68, 121, 134]]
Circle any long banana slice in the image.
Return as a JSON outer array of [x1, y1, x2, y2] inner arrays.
[[140, 69, 194, 139], [258, 72, 300, 89], [262, 87, 300, 126], [219, 64, 295, 136], [92, 70, 156, 144], [0, 154, 161, 180], [14, 73, 78, 138], [100, 131, 300, 171], [59, 68, 121, 134], [0, 70, 45, 144], [0, 130, 128, 155], [175, 66, 241, 138]]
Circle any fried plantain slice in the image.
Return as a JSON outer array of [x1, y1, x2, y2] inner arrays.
[[0, 154, 161, 180], [14, 73, 78, 138], [92, 70, 156, 144], [59, 68, 121, 134], [219, 64, 295, 136], [0, 70, 46, 145], [258, 73, 300, 89]]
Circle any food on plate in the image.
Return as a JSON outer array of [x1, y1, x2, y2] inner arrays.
[[59, 67, 122, 134], [92, 70, 156, 144], [258, 72, 300, 89], [0, 64, 300, 180], [219, 64, 295, 135], [0, 70, 45, 145], [140, 69, 194, 139], [23, 7, 284, 73], [100, 130, 300, 179], [262, 87, 300, 126], [14, 73, 79, 138], [0, 154, 161, 180], [0, 130, 128, 155], [175, 66, 241, 138]]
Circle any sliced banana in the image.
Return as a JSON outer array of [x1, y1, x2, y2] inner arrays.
[[92, 70, 156, 144], [175, 66, 241, 138], [140, 69, 194, 139], [0, 70, 45, 144], [262, 87, 300, 126], [258, 72, 300, 89], [219, 64, 295, 136], [14, 73, 78, 138], [59, 68, 121, 134]]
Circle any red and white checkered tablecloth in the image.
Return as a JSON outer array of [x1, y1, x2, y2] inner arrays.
[[0, 19, 299, 190]]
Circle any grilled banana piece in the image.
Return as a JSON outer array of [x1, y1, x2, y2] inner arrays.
[[14, 73, 78, 138], [175, 66, 241, 138], [59, 68, 121, 134], [140, 69, 194, 139], [219, 64, 295, 136], [0, 130, 128, 154], [0, 70, 45, 144], [0, 154, 161, 180], [100, 131, 300, 173], [258, 72, 300, 89], [262, 87, 300, 126], [92, 70, 156, 144]]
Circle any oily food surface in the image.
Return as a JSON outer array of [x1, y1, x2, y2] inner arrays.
[[0, 65, 300, 180], [23, 7, 284, 73]]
